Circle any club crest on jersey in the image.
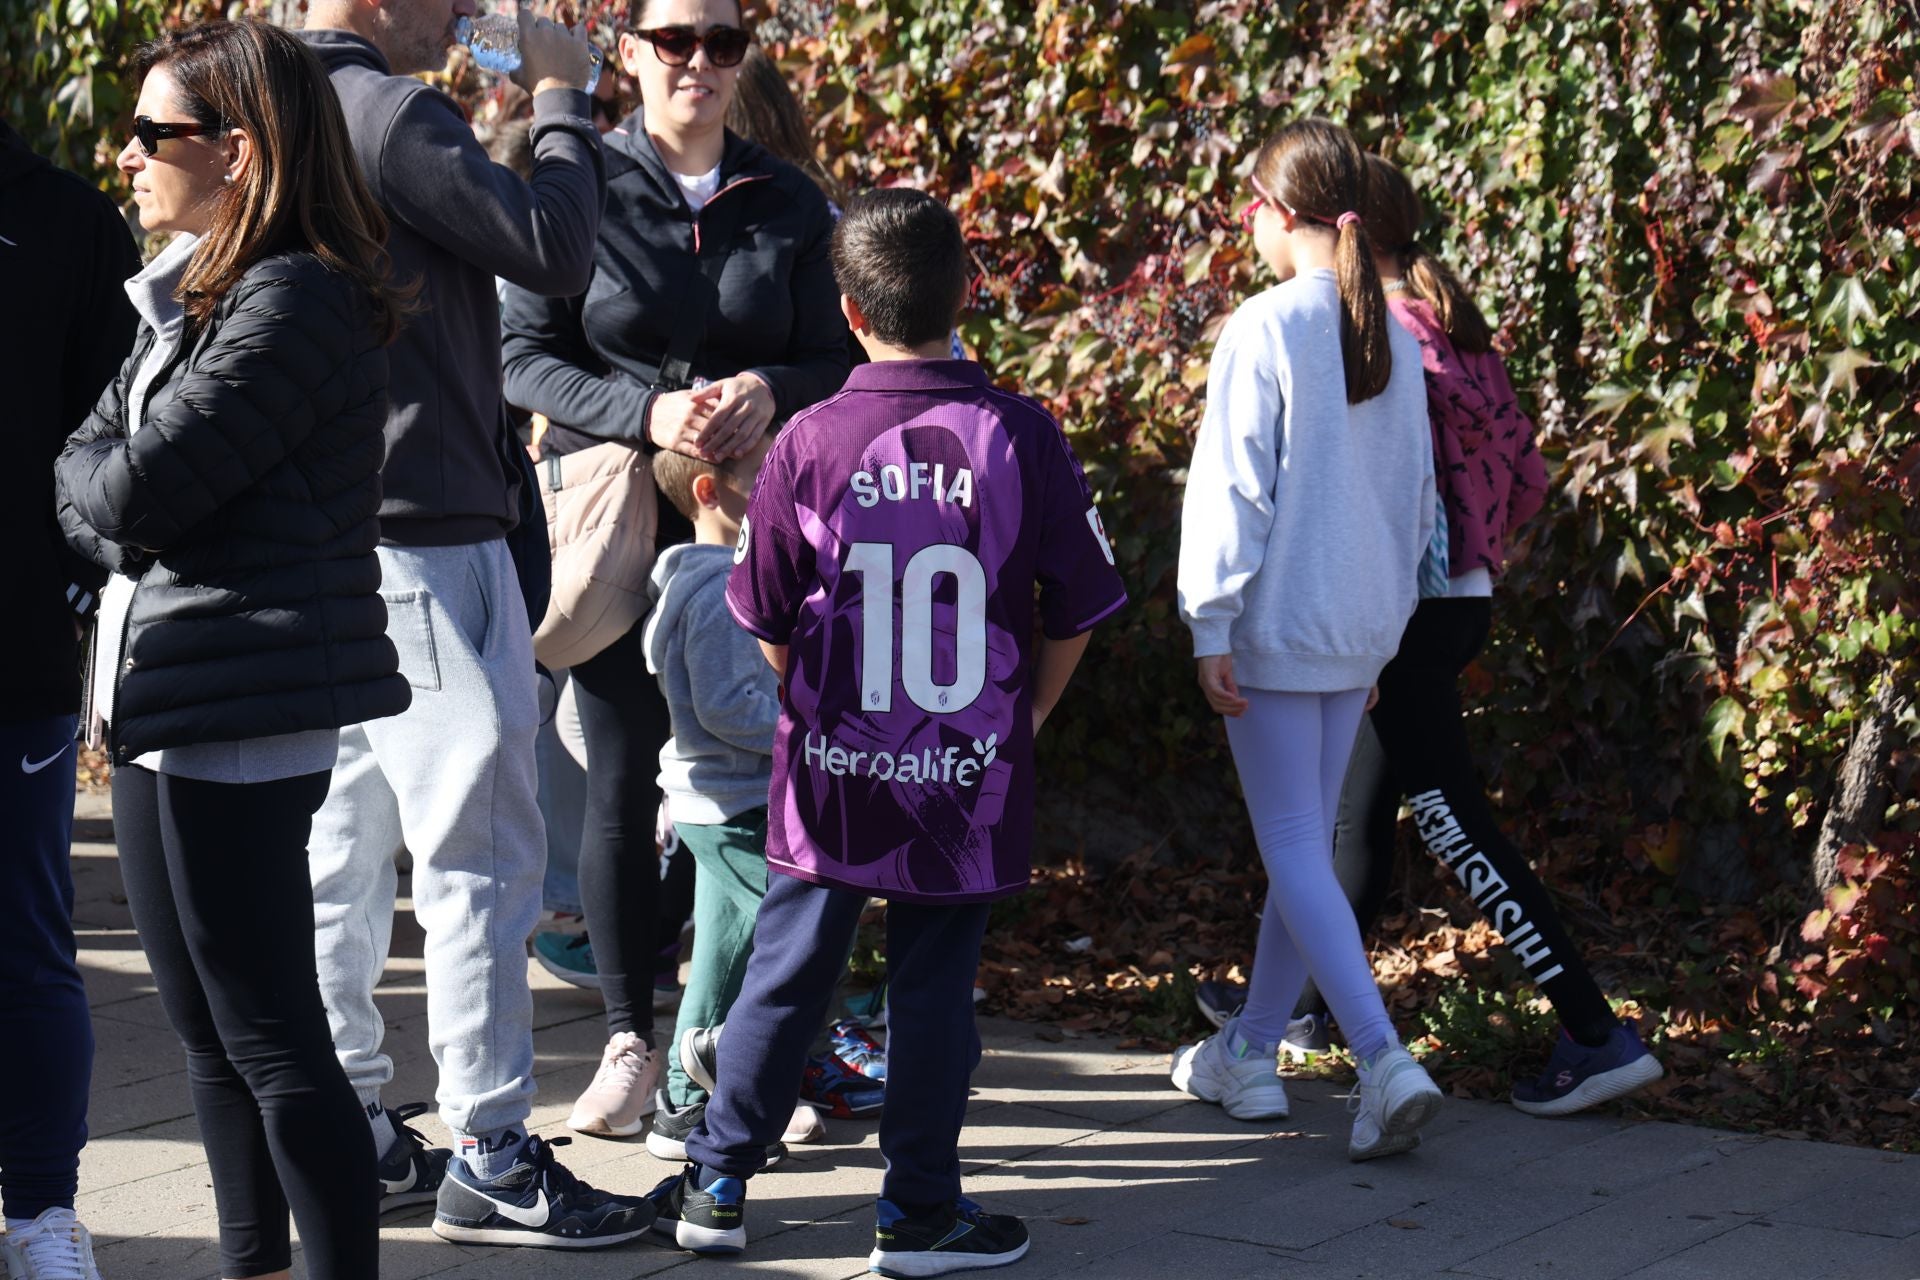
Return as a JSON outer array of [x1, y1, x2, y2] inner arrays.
[[850, 462, 974, 509], [1086, 505, 1115, 565], [733, 516, 752, 565]]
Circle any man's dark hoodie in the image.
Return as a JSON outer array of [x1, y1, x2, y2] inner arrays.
[[0, 118, 140, 723], [298, 30, 605, 549]]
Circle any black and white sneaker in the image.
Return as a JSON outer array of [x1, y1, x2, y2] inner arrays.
[[679, 1023, 722, 1093], [870, 1197, 1030, 1277], [645, 1092, 786, 1169], [646, 1164, 747, 1254], [432, 1133, 654, 1248], [378, 1102, 451, 1214]]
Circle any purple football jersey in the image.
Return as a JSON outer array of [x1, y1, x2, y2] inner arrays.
[[727, 360, 1127, 903]]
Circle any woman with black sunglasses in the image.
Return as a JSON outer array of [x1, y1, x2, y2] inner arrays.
[[54, 19, 410, 1280], [501, 0, 849, 1139]]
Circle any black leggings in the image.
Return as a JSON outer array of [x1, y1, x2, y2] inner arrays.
[[571, 615, 671, 1040], [1299, 598, 1619, 1047], [113, 766, 375, 1279]]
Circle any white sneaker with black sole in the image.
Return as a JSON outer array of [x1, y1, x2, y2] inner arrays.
[[1348, 1046, 1443, 1161], [432, 1133, 654, 1247]]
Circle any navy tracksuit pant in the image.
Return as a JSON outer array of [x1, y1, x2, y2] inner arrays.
[[0, 715, 91, 1220], [685, 871, 990, 1209]]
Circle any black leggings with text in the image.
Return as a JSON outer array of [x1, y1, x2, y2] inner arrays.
[[1299, 598, 1620, 1047]]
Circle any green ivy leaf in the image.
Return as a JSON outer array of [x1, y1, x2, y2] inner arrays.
[[1704, 696, 1749, 764]]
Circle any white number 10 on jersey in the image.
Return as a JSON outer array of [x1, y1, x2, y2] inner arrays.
[[845, 542, 988, 714]]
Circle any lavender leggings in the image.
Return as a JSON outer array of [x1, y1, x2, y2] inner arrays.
[[1224, 687, 1397, 1063]]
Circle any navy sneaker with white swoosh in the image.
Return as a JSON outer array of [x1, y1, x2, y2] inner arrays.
[[431, 1134, 654, 1248], [377, 1102, 450, 1214], [869, 1197, 1030, 1277]]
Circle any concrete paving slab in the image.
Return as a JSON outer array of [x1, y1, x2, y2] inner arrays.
[[1621, 1219, 1919, 1280], [1766, 1151, 1920, 1240]]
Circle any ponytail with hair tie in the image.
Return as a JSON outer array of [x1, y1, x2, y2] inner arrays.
[[1251, 119, 1394, 403]]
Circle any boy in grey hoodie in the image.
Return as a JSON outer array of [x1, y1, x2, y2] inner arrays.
[[623, 435, 817, 1156]]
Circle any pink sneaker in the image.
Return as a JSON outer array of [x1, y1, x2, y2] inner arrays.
[[566, 1032, 662, 1137], [783, 1101, 826, 1145]]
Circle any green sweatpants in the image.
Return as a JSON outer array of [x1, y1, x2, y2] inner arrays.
[[664, 808, 768, 1107]]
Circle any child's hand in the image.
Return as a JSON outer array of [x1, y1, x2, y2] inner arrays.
[[1366, 684, 1380, 711], [1196, 655, 1248, 718], [648, 389, 718, 458]]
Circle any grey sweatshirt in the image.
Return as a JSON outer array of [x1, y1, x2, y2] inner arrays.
[[642, 542, 778, 824], [1178, 269, 1436, 692], [300, 31, 605, 546]]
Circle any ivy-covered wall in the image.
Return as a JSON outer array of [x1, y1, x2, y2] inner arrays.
[[753, 0, 1919, 900], [7, 0, 1915, 1028]]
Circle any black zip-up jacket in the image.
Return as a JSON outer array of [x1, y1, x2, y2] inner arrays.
[[54, 253, 410, 761], [299, 30, 604, 548], [1, 118, 141, 722], [500, 115, 849, 545]]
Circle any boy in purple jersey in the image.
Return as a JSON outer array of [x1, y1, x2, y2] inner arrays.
[[644, 190, 1126, 1276]]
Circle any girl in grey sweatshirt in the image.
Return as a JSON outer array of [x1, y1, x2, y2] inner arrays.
[[1172, 120, 1443, 1161]]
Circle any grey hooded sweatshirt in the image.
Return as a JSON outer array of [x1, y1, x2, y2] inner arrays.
[[643, 542, 778, 825]]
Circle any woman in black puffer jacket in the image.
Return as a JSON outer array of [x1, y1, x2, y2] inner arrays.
[[54, 21, 409, 1280]]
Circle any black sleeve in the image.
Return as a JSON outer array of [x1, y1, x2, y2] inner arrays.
[[382, 85, 604, 297], [744, 189, 850, 420], [501, 279, 657, 446], [57, 267, 363, 552], [52, 200, 142, 609]]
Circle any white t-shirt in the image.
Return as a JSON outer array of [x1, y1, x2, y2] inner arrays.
[[674, 164, 722, 213]]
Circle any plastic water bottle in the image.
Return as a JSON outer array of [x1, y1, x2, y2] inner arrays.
[[456, 14, 603, 95]]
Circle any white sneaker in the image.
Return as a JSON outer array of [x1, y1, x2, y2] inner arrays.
[[782, 1101, 826, 1145], [1, 1207, 101, 1279], [1169, 1016, 1291, 1120], [566, 1032, 662, 1137], [1348, 1045, 1443, 1162]]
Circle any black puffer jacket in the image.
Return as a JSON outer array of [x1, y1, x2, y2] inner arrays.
[[56, 251, 410, 761]]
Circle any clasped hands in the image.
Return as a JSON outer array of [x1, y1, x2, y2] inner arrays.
[[647, 373, 776, 461]]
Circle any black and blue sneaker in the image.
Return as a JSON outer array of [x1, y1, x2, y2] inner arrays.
[[647, 1164, 748, 1254], [377, 1102, 451, 1215], [431, 1133, 654, 1248], [1511, 1022, 1665, 1117], [869, 1197, 1030, 1277]]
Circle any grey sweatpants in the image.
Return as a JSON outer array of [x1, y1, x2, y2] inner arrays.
[[307, 539, 546, 1139]]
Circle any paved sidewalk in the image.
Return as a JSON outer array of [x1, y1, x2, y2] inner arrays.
[[63, 794, 1920, 1279]]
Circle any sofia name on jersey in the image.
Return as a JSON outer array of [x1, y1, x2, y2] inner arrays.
[[850, 462, 975, 508]]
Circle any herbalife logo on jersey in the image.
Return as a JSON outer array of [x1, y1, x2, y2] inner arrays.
[[803, 731, 998, 788]]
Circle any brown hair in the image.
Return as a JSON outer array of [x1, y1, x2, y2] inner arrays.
[[1252, 119, 1392, 403], [652, 435, 767, 521], [1362, 155, 1493, 355], [832, 188, 968, 348], [725, 46, 842, 206], [136, 20, 409, 339]]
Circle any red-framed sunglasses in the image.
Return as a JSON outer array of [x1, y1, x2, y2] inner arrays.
[[1238, 178, 1277, 232], [632, 24, 752, 67]]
